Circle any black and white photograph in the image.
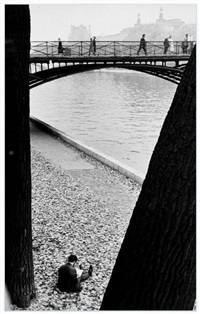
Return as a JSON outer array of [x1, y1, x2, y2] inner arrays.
[[3, 0, 197, 311]]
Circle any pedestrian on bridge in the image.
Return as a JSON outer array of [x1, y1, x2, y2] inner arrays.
[[188, 34, 194, 54], [89, 38, 93, 56], [182, 34, 189, 54], [58, 38, 63, 54], [92, 36, 97, 55], [168, 35, 174, 54], [163, 37, 169, 54], [137, 34, 147, 56]]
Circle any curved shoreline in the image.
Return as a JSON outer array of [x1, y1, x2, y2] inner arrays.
[[12, 125, 142, 310], [30, 116, 145, 185]]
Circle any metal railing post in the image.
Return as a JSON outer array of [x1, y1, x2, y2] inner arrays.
[[46, 41, 48, 56], [80, 41, 83, 56]]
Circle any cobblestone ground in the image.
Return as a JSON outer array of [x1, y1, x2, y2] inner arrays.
[[13, 125, 141, 310]]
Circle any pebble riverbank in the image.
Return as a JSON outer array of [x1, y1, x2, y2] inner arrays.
[[13, 124, 141, 310]]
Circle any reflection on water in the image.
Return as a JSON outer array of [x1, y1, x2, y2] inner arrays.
[[30, 69, 176, 175]]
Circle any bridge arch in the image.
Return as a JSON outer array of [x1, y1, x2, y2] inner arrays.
[[29, 62, 186, 89]]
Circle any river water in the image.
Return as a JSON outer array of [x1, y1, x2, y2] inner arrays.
[[30, 69, 177, 176]]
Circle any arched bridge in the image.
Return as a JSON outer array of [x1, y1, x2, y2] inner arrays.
[[29, 40, 194, 88]]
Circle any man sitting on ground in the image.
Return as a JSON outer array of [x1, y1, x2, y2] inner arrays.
[[57, 254, 93, 292]]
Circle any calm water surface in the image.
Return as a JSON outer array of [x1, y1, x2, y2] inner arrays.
[[30, 69, 176, 175]]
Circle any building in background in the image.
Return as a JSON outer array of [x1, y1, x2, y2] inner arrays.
[[68, 8, 196, 42], [68, 24, 91, 41]]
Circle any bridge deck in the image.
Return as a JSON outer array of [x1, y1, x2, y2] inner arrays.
[[30, 55, 190, 63]]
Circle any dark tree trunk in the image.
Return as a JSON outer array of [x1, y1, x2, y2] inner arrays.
[[5, 5, 36, 308], [101, 47, 196, 310]]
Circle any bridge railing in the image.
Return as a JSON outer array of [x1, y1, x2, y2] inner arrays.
[[30, 41, 195, 57]]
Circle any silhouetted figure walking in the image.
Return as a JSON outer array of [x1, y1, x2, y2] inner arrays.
[[163, 37, 169, 54], [89, 38, 93, 56], [58, 38, 63, 54], [92, 36, 96, 55], [137, 34, 147, 55], [182, 34, 189, 54]]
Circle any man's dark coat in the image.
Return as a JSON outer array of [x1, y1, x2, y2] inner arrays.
[[57, 263, 79, 292]]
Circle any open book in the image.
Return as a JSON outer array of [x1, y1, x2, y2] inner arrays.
[[76, 267, 83, 278]]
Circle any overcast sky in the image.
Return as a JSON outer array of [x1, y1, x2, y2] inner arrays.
[[29, 2, 197, 41]]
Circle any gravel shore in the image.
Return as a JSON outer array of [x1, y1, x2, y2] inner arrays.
[[14, 127, 141, 310]]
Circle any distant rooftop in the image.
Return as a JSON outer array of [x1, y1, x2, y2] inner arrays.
[[135, 7, 185, 26]]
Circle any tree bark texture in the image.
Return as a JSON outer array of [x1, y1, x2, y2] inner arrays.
[[101, 47, 196, 310], [5, 5, 36, 308]]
